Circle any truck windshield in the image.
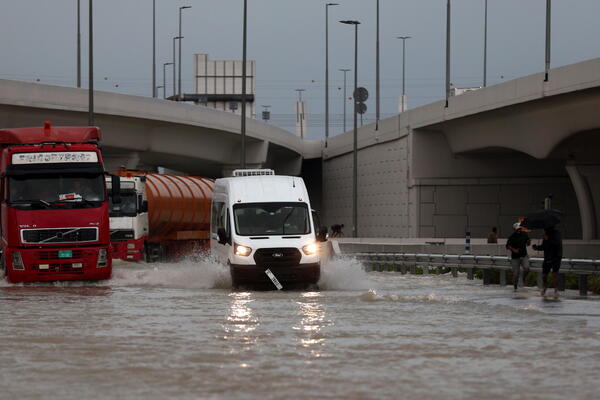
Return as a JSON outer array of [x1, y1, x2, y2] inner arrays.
[[233, 202, 310, 236], [109, 192, 138, 217], [9, 174, 105, 208]]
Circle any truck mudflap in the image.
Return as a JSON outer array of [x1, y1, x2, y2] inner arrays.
[[3, 246, 112, 284], [111, 236, 146, 262], [229, 263, 320, 290]]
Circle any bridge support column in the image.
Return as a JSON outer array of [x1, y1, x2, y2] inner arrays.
[[566, 163, 597, 240]]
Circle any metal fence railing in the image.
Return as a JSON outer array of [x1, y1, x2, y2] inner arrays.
[[353, 252, 600, 296]]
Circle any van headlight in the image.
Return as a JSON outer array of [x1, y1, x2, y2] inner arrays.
[[12, 252, 25, 270], [302, 243, 318, 256], [234, 243, 252, 257], [97, 248, 108, 268]]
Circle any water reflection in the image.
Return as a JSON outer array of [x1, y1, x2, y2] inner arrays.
[[295, 292, 329, 358], [223, 291, 259, 350]]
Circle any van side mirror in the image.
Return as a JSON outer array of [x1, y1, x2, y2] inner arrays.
[[217, 227, 229, 245], [110, 175, 121, 204], [317, 226, 328, 242]]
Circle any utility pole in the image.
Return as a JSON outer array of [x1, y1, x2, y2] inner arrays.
[[340, 68, 350, 133], [88, 0, 94, 125]]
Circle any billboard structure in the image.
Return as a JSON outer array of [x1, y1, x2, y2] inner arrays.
[[193, 54, 256, 118]]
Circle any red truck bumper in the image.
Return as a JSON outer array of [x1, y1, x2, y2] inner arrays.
[[111, 236, 146, 262], [3, 246, 112, 284]]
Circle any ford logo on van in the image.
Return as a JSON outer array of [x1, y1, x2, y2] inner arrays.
[[272, 252, 284, 258]]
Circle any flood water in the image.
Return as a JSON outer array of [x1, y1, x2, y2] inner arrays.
[[1, 258, 599, 400]]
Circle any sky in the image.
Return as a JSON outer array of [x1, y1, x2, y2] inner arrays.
[[1, 0, 599, 140]]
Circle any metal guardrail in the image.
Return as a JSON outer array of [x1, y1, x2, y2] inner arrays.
[[353, 252, 600, 295]]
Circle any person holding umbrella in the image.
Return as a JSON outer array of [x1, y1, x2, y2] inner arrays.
[[533, 226, 563, 298], [506, 222, 531, 292], [521, 209, 564, 298]]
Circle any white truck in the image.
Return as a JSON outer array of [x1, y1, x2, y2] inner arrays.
[[211, 169, 327, 290], [106, 176, 148, 261]]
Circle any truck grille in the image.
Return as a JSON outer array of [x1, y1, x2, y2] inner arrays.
[[253, 248, 301, 268], [22, 228, 98, 244], [110, 230, 135, 241], [37, 250, 84, 260]]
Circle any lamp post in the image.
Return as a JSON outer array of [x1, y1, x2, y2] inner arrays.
[[241, 0, 248, 168], [445, 0, 451, 107], [483, 0, 488, 87], [163, 62, 173, 99], [295, 89, 306, 139], [339, 68, 350, 132], [178, 5, 192, 100], [340, 19, 360, 238], [152, 0, 156, 97], [172, 36, 182, 98], [325, 3, 339, 147], [88, 0, 94, 126], [77, 0, 81, 88], [375, 0, 380, 130], [397, 36, 411, 112], [545, 0, 551, 81]]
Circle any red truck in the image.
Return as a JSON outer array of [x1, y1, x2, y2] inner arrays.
[[0, 122, 113, 283]]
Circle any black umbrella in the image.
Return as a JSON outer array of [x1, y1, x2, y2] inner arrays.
[[520, 209, 563, 229]]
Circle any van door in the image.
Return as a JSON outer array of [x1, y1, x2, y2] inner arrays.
[[211, 200, 231, 263]]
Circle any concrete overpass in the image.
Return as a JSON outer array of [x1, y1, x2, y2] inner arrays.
[[323, 58, 600, 241], [0, 79, 320, 177], [2, 58, 600, 241]]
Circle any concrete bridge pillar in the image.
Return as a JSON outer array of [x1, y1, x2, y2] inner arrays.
[[566, 163, 598, 240]]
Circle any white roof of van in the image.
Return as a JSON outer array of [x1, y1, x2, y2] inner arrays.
[[215, 175, 310, 204]]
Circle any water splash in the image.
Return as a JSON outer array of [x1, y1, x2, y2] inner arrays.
[[110, 256, 231, 289], [318, 256, 373, 291]]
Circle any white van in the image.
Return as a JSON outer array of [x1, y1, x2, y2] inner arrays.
[[211, 169, 326, 289]]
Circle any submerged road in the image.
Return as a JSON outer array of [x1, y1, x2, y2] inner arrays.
[[1, 258, 599, 400]]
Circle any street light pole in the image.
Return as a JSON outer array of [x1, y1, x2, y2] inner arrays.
[[152, 0, 156, 97], [178, 5, 192, 100], [340, 20, 360, 238], [88, 0, 94, 126], [483, 0, 488, 87], [325, 3, 339, 147], [163, 62, 173, 99], [545, 0, 551, 81], [445, 0, 451, 107], [77, 0, 81, 88], [376, 0, 380, 130], [339, 68, 350, 133], [241, 0, 247, 168], [397, 36, 411, 111], [295, 89, 306, 139], [172, 36, 181, 98]]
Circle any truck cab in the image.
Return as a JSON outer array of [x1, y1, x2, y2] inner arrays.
[[106, 175, 148, 261], [211, 169, 325, 290], [0, 123, 112, 283]]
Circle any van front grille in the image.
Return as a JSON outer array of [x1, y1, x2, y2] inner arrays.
[[253, 248, 301, 268]]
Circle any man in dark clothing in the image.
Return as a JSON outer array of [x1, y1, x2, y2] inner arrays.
[[506, 222, 531, 291], [533, 226, 563, 297]]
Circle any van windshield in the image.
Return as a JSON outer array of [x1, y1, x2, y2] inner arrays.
[[233, 202, 310, 236]]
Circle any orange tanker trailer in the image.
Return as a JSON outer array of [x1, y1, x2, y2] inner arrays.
[[109, 170, 214, 262]]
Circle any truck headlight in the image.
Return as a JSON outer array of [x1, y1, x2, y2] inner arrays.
[[97, 248, 108, 268], [302, 243, 318, 256], [12, 252, 25, 270], [234, 243, 252, 257]]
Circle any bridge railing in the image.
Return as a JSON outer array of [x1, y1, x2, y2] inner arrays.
[[353, 252, 600, 296]]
